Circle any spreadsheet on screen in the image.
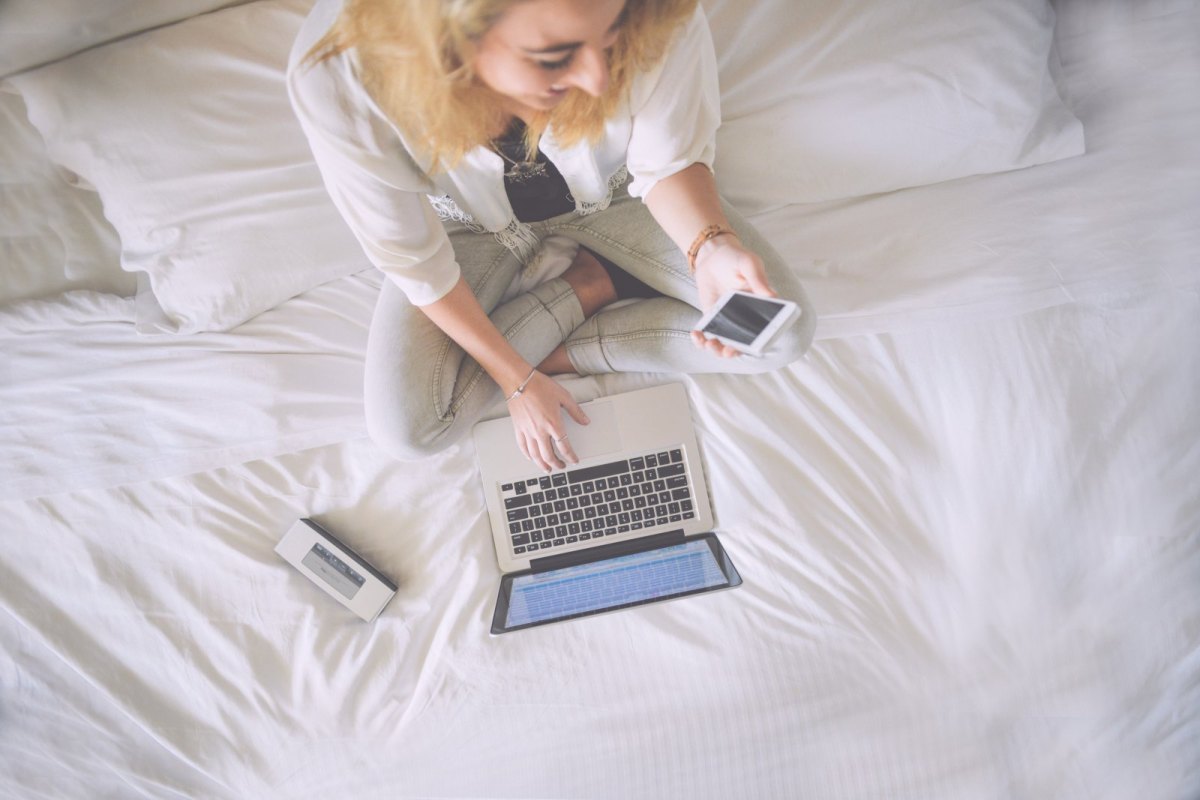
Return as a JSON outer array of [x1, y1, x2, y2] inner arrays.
[[506, 539, 728, 627]]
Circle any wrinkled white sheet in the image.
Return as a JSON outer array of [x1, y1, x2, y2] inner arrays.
[[1, 0, 1199, 797], [2, 292, 1197, 798], [0, 281, 372, 501]]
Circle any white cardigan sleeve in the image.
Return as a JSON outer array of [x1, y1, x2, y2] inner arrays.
[[286, 11, 460, 307], [624, 6, 722, 200]]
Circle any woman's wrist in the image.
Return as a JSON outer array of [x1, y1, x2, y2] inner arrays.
[[687, 224, 739, 273], [691, 229, 740, 273], [504, 366, 539, 402], [486, 355, 535, 400]]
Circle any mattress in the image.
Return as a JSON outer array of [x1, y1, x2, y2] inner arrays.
[[1, 0, 1198, 797]]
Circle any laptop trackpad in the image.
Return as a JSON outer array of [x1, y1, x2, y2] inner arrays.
[[557, 400, 622, 461]]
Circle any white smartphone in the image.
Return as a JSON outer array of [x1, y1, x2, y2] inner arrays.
[[692, 291, 800, 356]]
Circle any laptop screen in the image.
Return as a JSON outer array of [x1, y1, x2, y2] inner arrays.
[[491, 533, 741, 633]]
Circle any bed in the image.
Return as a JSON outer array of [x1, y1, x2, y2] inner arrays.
[[1, 0, 1197, 797]]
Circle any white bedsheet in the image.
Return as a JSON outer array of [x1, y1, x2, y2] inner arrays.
[[3, 292, 1197, 798], [2, 0, 1199, 797], [0, 281, 373, 501]]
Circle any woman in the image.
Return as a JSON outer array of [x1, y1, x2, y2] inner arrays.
[[287, 0, 815, 472]]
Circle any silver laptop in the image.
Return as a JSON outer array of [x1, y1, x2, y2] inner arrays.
[[473, 382, 741, 633]]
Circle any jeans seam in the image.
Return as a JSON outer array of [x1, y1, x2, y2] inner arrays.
[[571, 329, 692, 345], [441, 281, 576, 419], [555, 221, 692, 288], [431, 237, 523, 423], [569, 328, 692, 373], [503, 285, 576, 342]]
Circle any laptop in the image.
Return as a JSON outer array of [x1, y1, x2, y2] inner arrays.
[[473, 382, 742, 633]]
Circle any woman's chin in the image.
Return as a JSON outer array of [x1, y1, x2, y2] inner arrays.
[[535, 89, 569, 108], [500, 92, 566, 120]]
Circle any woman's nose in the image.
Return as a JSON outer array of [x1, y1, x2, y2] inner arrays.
[[566, 44, 609, 97]]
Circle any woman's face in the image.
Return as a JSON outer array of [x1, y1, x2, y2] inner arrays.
[[473, 0, 627, 116]]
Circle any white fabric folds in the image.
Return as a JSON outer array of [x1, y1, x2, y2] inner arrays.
[[708, 0, 1085, 212], [8, 0, 372, 334]]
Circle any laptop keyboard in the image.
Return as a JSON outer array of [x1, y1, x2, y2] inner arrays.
[[500, 446, 697, 556]]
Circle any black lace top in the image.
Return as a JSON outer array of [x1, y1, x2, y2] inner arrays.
[[493, 118, 575, 223]]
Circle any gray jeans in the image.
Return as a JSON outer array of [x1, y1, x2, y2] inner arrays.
[[364, 182, 816, 459]]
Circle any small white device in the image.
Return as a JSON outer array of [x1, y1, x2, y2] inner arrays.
[[275, 518, 397, 622], [692, 290, 800, 356]]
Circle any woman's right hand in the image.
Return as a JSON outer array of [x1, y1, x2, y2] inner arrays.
[[507, 371, 590, 472]]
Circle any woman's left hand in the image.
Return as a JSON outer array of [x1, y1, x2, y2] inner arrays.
[[690, 235, 777, 358]]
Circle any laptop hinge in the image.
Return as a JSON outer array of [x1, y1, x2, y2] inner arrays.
[[528, 529, 687, 573]]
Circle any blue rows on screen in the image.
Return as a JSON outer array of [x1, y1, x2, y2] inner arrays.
[[506, 539, 727, 627]]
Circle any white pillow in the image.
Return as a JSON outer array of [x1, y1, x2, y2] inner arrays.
[[9, 0, 370, 334], [704, 0, 1085, 212], [0, 0, 252, 79]]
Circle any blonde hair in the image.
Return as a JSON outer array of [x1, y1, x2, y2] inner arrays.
[[306, 0, 698, 174]]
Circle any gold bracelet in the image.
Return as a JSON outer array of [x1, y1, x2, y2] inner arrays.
[[505, 367, 538, 402], [687, 224, 737, 273]]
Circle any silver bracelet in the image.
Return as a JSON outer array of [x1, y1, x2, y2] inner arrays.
[[505, 367, 538, 402]]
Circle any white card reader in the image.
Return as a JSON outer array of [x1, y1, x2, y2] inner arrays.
[[275, 518, 397, 621]]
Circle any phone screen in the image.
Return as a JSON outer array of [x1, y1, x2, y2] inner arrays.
[[701, 293, 788, 345]]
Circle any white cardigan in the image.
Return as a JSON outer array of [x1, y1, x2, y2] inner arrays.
[[287, 0, 721, 306]]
